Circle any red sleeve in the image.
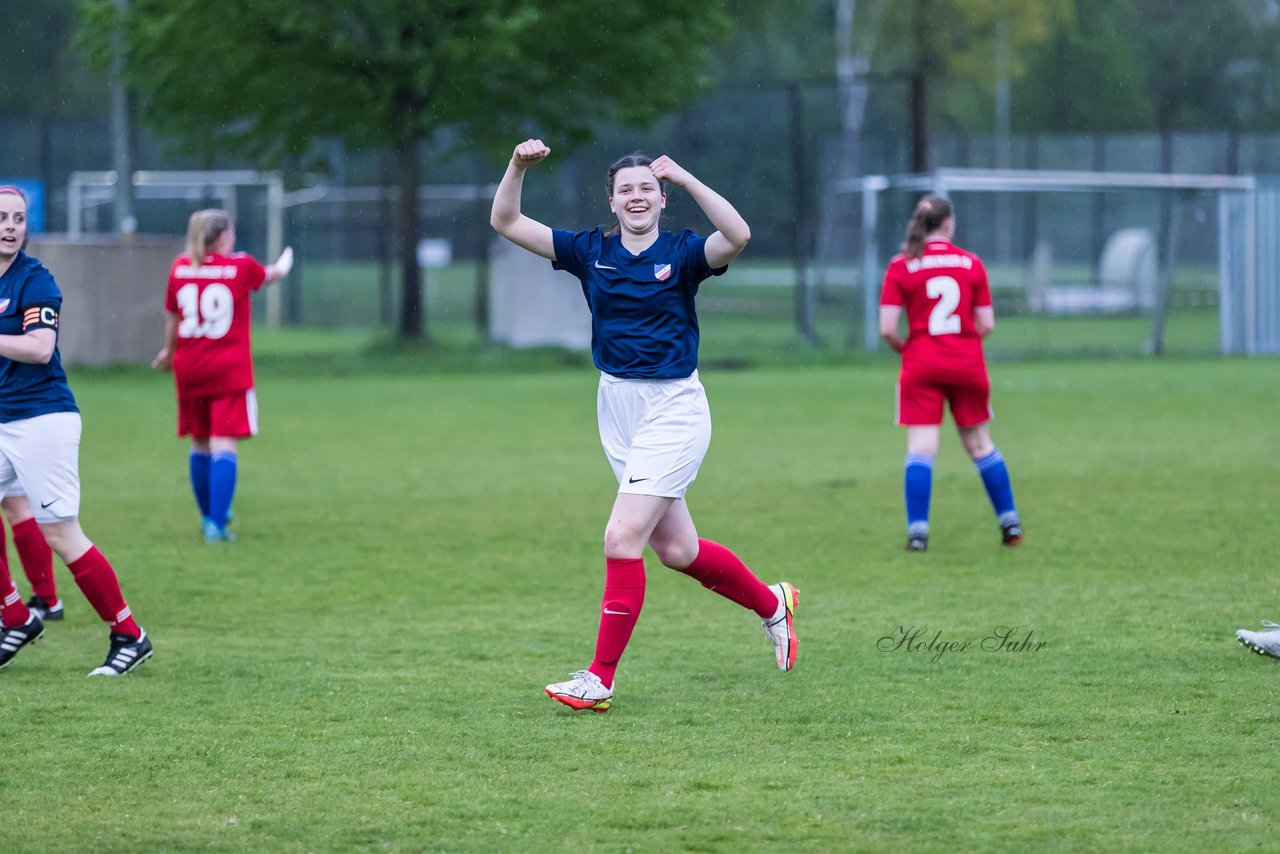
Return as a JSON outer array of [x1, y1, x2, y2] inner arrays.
[[237, 255, 268, 293], [972, 256, 992, 308], [164, 259, 181, 313], [880, 259, 905, 307]]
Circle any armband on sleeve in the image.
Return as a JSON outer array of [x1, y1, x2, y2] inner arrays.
[[23, 303, 59, 332]]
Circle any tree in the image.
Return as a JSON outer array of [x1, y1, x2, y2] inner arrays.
[[78, 0, 734, 339], [3, 0, 106, 119], [872, 0, 1076, 150]]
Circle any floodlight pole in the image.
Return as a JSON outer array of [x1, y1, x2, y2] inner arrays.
[[110, 0, 136, 238], [861, 176, 887, 351]]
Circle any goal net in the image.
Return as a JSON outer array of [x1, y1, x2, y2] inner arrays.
[[68, 170, 285, 325], [816, 168, 1275, 356]]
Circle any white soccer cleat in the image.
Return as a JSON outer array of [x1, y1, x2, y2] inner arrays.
[[545, 669, 613, 713], [1236, 620, 1280, 660], [762, 582, 799, 671]]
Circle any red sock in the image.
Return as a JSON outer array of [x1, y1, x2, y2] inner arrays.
[[678, 539, 778, 619], [12, 518, 56, 606], [0, 525, 29, 627], [68, 546, 140, 638], [588, 558, 646, 689], [1, 580, 30, 628]]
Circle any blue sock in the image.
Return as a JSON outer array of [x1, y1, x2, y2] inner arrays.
[[904, 454, 934, 536], [189, 450, 212, 519], [209, 451, 238, 529], [974, 449, 1019, 524]]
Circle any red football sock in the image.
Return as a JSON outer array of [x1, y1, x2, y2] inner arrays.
[[588, 558, 646, 689], [12, 518, 56, 606], [1, 579, 30, 628], [678, 539, 778, 619], [68, 546, 140, 638], [0, 525, 29, 627]]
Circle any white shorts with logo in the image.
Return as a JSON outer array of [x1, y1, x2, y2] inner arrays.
[[597, 370, 711, 499], [0, 411, 82, 523]]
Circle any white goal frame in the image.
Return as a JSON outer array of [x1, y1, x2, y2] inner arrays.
[[67, 170, 286, 326], [834, 168, 1270, 354]]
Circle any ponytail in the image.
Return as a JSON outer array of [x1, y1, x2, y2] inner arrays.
[[186, 208, 233, 263], [901, 195, 952, 259]]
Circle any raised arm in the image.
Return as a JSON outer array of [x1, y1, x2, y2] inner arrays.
[[490, 139, 556, 261], [649, 155, 750, 269], [264, 246, 293, 286]]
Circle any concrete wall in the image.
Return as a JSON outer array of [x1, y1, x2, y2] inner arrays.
[[488, 237, 591, 350], [28, 235, 181, 366]]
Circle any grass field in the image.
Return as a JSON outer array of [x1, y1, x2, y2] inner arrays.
[[4, 333, 1278, 851], [284, 259, 1225, 359]]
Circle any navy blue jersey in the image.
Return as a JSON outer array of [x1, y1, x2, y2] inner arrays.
[[552, 227, 725, 379], [0, 252, 78, 422]]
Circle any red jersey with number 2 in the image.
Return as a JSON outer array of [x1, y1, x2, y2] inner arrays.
[[880, 239, 991, 378], [165, 252, 266, 398]]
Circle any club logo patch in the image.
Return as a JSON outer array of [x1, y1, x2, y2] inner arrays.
[[654, 263, 672, 281]]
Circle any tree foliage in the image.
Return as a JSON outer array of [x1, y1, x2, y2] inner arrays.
[[77, 0, 736, 336], [1, 0, 106, 118], [81, 0, 733, 159]]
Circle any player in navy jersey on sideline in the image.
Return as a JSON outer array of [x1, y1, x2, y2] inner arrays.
[[0, 185, 152, 675], [879, 195, 1023, 552], [491, 139, 799, 713], [152, 209, 292, 543]]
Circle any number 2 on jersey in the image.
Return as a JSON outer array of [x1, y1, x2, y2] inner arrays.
[[925, 276, 961, 336], [176, 283, 234, 339]]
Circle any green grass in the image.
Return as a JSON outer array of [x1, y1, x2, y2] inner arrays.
[[4, 340, 1279, 851], [284, 259, 1226, 359]]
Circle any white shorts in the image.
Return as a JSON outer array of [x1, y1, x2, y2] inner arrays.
[[0, 411, 82, 523], [597, 371, 711, 498]]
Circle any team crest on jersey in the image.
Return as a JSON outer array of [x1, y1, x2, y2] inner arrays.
[[0, 299, 9, 313], [654, 263, 672, 281]]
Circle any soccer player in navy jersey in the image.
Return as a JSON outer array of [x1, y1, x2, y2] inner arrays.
[[152, 209, 292, 543], [879, 195, 1023, 552], [0, 186, 152, 675], [491, 139, 799, 713]]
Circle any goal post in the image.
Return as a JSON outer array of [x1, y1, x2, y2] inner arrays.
[[67, 170, 286, 326]]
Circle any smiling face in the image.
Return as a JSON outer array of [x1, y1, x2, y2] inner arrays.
[[609, 165, 666, 236], [0, 191, 28, 264]]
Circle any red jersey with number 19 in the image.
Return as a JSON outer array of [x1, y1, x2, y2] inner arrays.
[[880, 239, 991, 378], [165, 252, 266, 398]]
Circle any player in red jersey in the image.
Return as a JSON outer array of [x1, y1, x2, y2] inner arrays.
[[152, 209, 292, 543], [879, 195, 1023, 552]]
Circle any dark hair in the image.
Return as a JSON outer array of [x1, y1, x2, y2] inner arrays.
[[0, 186, 31, 251], [902, 195, 953, 259], [603, 152, 662, 237]]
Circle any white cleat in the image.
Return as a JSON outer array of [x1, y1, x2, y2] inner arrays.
[[1237, 620, 1280, 660], [762, 582, 799, 671], [545, 669, 613, 713]]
